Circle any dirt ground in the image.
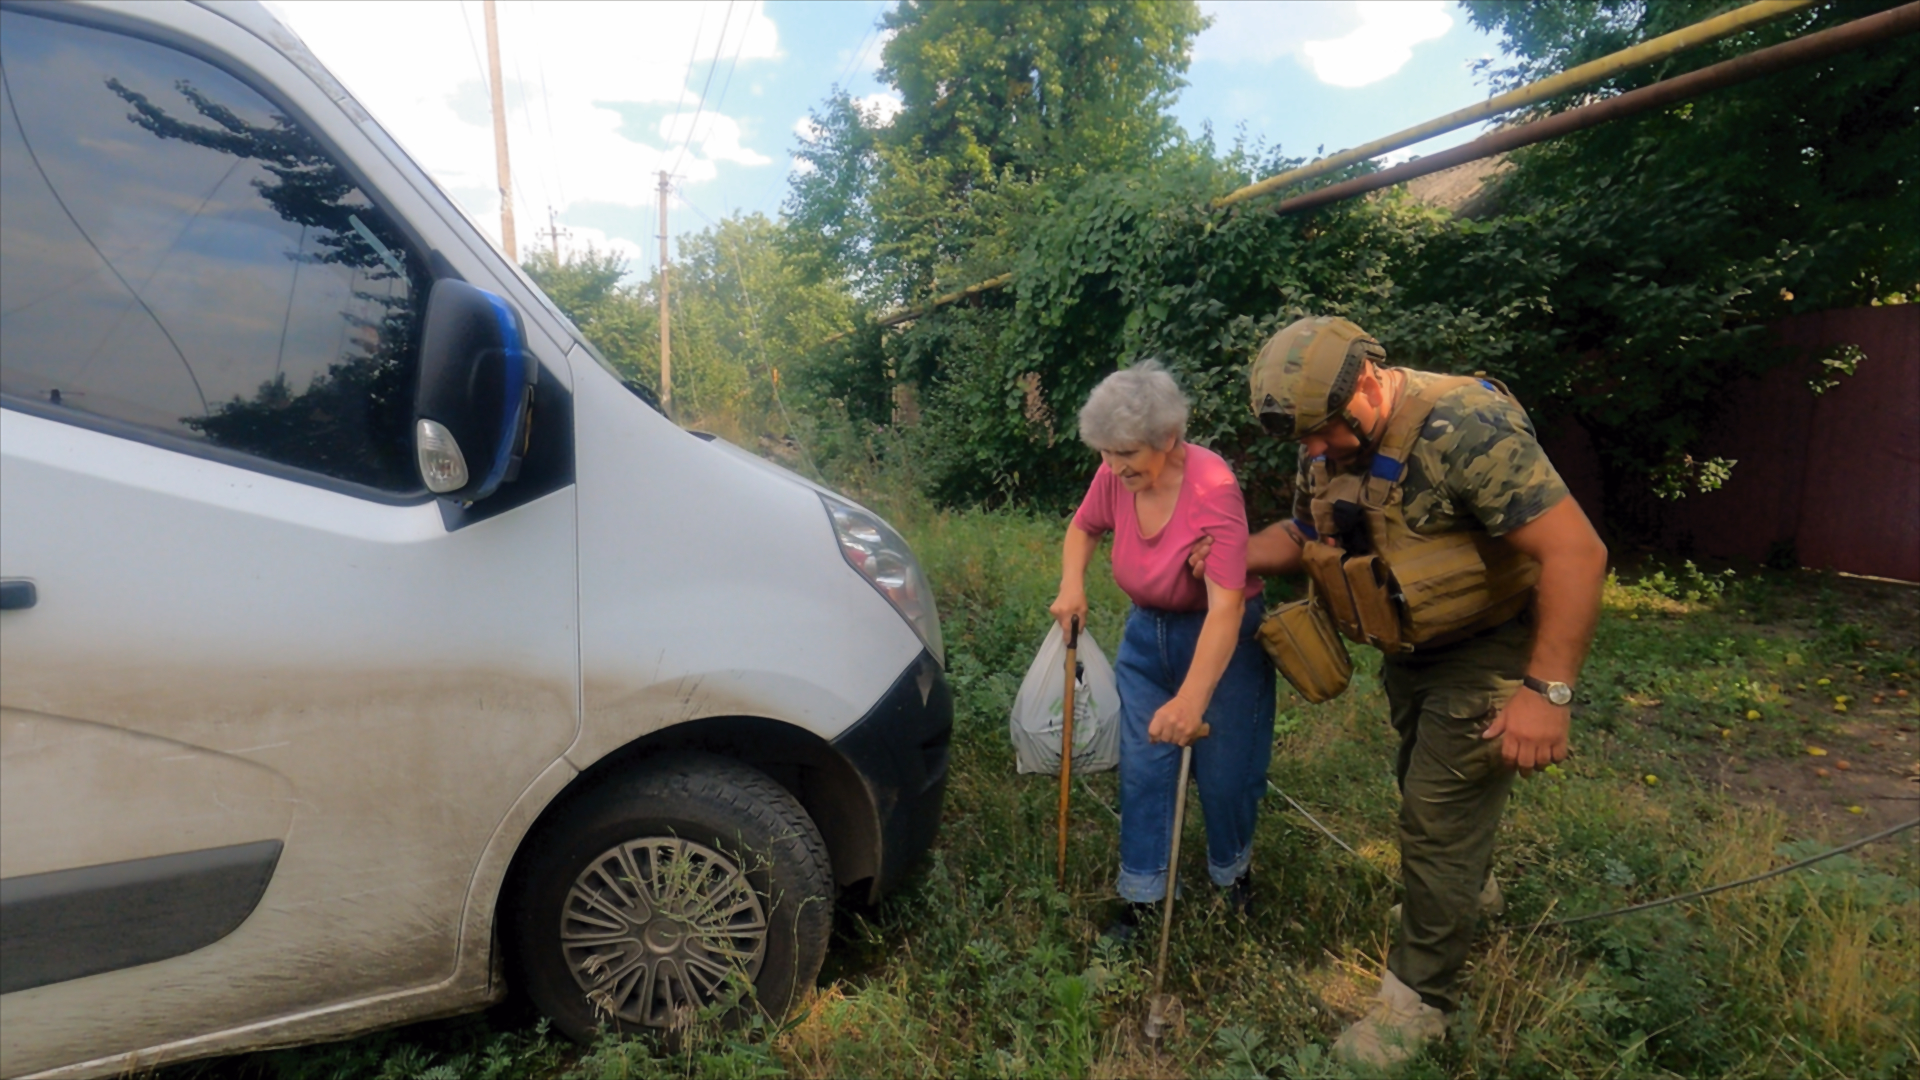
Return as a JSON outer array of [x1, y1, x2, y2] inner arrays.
[[1706, 717, 1920, 841]]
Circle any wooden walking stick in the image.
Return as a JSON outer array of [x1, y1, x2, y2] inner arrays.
[[1144, 724, 1206, 1042], [1055, 615, 1080, 891]]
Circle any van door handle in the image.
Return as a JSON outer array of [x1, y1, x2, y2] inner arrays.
[[0, 579, 37, 610]]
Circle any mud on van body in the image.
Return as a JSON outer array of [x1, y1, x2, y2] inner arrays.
[[0, 3, 950, 1075]]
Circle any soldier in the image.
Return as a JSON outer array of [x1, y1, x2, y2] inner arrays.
[[1198, 316, 1608, 1067]]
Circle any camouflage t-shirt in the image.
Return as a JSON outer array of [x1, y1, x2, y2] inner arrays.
[[1292, 369, 1568, 537]]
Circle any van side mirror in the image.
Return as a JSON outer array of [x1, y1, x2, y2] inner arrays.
[[413, 280, 537, 501]]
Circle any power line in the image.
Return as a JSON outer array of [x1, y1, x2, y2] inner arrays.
[[669, 0, 736, 180], [676, 189, 819, 479], [757, 10, 883, 224], [528, 0, 566, 208], [503, 5, 557, 240], [690, 3, 752, 158], [647, 5, 708, 280], [455, 2, 490, 96], [661, 1, 711, 215], [831, 15, 882, 92]]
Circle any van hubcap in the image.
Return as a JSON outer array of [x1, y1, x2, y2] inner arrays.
[[561, 837, 768, 1027]]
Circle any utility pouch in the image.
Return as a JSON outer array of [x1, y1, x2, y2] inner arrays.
[[1300, 541, 1363, 642], [1376, 531, 1539, 647], [1340, 554, 1407, 653], [1258, 591, 1353, 703]]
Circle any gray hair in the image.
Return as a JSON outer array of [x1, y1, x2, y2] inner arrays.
[[1078, 360, 1189, 451]]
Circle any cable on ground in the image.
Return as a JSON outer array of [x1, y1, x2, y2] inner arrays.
[[1537, 815, 1920, 928], [1265, 777, 1919, 928]]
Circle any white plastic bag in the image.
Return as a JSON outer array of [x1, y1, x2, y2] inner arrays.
[[1010, 623, 1121, 775]]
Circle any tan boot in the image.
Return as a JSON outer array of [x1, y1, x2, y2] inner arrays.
[[1331, 970, 1447, 1069], [1390, 873, 1503, 923], [1479, 872, 1504, 918]]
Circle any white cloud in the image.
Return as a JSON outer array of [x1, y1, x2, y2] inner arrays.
[[856, 92, 904, 127], [658, 112, 772, 166], [1302, 2, 1453, 87], [267, 0, 781, 249], [541, 224, 648, 271], [1194, 1, 1453, 87], [1194, 0, 1359, 65]]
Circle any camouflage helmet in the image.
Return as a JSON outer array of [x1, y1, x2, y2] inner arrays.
[[1249, 316, 1387, 441]]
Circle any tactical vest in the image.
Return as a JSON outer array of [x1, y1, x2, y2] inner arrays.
[[1299, 374, 1540, 653]]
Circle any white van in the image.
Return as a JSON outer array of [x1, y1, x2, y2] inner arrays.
[[0, 3, 951, 1075]]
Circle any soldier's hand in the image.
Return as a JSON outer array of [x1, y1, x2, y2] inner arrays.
[[1482, 687, 1570, 776], [1186, 536, 1214, 580]]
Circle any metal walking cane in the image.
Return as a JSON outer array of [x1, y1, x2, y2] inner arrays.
[[1055, 615, 1080, 891], [1144, 723, 1207, 1041]]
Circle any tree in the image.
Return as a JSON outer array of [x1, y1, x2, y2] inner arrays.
[[1426, 0, 1917, 521], [852, 0, 1915, 530], [784, 0, 1208, 307], [524, 214, 855, 448]]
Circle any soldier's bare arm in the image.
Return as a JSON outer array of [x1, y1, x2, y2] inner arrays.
[[1188, 520, 1307, 579], [1481, 496, 1608, 773], [1246, 520, 1307, 576]]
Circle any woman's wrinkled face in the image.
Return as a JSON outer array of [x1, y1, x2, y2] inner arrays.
[[1099, 438, 1176, 493]]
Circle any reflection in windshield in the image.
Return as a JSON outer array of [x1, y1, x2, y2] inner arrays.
[[0, 11, 425, 492]]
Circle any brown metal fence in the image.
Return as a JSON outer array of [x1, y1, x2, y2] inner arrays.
[[1542, 304, 1919, 582]]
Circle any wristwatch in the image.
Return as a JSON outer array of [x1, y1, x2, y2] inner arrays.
[[1523, 675, 1574, 706]]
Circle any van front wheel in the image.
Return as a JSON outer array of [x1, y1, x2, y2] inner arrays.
[[511, 753, 833, 1040]]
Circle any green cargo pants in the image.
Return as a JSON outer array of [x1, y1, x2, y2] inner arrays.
[[1380, 616, 1530, 1013]]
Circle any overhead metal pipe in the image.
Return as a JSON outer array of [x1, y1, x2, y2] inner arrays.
[[1211, 0, 1820, 210], [821, 272, 1013, 344], [821, 0, 1869, 341], [1268, 1, 1920, 218]]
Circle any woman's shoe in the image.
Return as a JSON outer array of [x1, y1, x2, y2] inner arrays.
[[1101, 900, 1155, 943], [1227, 870, 1255, 918]]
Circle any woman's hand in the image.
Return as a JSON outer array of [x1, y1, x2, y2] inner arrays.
[[1148, 695, 1211, 746], [1049, 586, 1089, 640]]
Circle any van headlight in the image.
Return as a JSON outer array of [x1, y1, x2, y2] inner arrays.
[[821, 494, 944, 666]]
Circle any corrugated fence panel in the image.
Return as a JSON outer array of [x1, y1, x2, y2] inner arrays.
[[1786, 306, 1919, 581], [1541, 305, 1918, 582]]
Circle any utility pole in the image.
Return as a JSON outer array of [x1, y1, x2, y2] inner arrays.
[[538, 205, 569, 261], [657, 170, 672, 418], [483, 0, 516, 261]]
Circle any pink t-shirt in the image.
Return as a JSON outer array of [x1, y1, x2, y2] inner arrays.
[[1071, 443, 1261, 612]]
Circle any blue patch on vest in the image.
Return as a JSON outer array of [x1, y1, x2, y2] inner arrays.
[[1293, 517, 1319, 540], [1370, 455, 1406, 482]]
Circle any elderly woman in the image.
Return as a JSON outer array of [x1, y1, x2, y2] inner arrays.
[[1050, 362, 1276, 933]]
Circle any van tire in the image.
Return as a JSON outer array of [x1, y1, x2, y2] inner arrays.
[[509, 752, 833, 1041]]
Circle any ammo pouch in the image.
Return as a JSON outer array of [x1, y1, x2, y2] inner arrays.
[[1376, 529, 1538, 647], [1302, 542, 1408, 653], [1301, 373, 1545, 653], [1257, 587, 1353, 703]]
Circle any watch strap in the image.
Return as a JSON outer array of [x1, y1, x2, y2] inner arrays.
[[1523, 675, 1573, 704]]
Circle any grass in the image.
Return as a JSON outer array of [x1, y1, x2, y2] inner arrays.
[[160, 479, 1920, 1080]]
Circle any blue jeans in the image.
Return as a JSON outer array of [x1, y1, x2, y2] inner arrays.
[[1114, 599, 1276, 902]]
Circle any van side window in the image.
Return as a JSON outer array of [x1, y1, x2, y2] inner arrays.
[[0, 11, 427, 494]]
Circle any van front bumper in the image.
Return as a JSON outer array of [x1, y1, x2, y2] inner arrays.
[[830, 651, 952, 901]]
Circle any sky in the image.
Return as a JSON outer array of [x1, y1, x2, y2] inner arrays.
[[268, 1, 1506, 281]]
